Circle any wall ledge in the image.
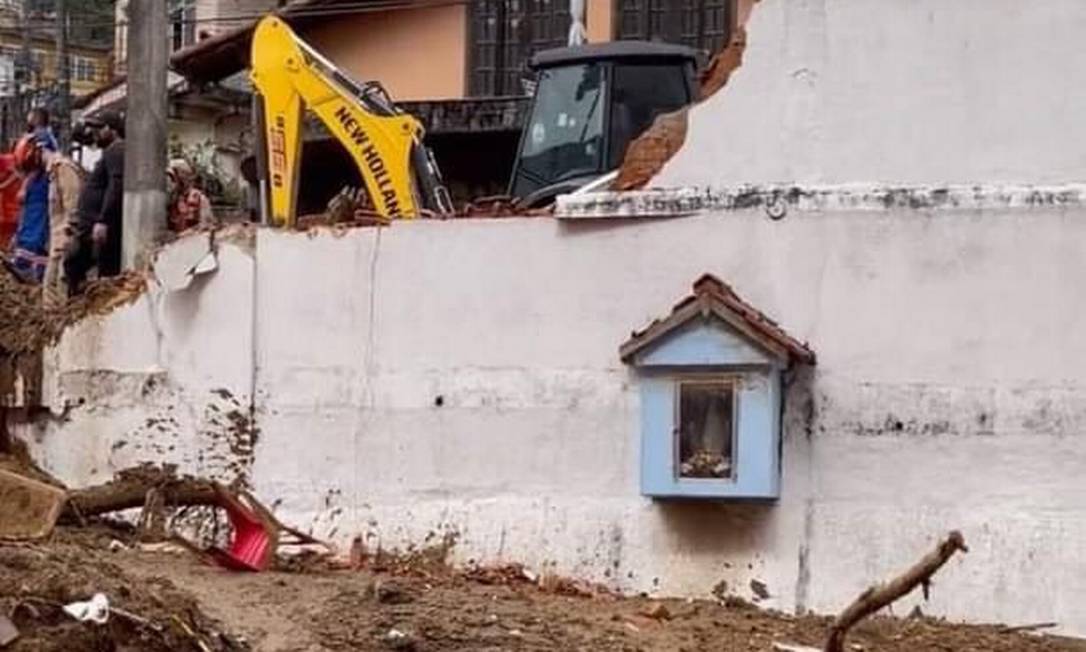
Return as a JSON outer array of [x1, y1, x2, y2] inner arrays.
[[555, 183, 1086, 220]]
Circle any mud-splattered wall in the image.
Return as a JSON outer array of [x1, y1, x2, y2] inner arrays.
[[15, 206, 1086, 636]]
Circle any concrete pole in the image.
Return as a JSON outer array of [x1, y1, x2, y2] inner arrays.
[[54, 0, 71, 151], [122, 0, 169, 270], [18, 0, 31, 131]]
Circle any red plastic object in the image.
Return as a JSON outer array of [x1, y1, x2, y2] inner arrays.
[[207, 492, 275, 572]]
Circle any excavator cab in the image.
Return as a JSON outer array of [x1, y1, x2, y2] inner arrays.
[[509, 41, 699, 207]]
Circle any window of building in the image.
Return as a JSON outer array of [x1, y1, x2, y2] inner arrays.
[[616, 0, 730, 57], [69, 57, 97, 83], [468, 0, 571, 96], [170, 0, 197, 52], [675, 379, 735, 480]]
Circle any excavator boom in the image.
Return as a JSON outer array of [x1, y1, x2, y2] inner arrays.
[[250, 16, 452, 226]]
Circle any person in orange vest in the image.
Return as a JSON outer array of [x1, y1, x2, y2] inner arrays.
[[0, 152, 21, 248]]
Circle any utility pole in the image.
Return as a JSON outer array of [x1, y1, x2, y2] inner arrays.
[[54, 0, 70, 151], [122, 0, 169, 269]]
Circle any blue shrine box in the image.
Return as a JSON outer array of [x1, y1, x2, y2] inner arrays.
[[620, 275, 815, 500]]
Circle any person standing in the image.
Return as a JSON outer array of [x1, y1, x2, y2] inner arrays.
[[38, 137, 83, 309], [10, 134, 50, 283], [65, 111, 125, 295], [0, 152, 21, 247], [26, 108, 59, 152], [166, 159, 214, 232]]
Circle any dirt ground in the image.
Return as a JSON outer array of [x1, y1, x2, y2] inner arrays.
[[2, 525, 1084, 652]]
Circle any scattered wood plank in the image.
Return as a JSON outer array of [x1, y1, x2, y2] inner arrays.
[[0, 469, 66, 540], [824, 530, 968, 652]]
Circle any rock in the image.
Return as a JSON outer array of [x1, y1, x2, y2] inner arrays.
[[384, 628, 416, 650], [772, 643, 820, 652], [374, 579, 413, 604], [641, 603, 671, 620], [750, 579, 770, 601]]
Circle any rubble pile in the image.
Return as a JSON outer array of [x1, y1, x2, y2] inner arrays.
[[0, 526, 244, 651], [0, 270, 147, 355]]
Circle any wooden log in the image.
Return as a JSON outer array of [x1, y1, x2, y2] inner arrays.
[[824, 531, 968, 652], [62, 465, 218, 521]]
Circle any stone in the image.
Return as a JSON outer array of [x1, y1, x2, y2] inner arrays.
[[641, 602, 672, 620]]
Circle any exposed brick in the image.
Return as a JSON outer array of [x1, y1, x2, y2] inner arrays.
[[612, 2, 757, 190]]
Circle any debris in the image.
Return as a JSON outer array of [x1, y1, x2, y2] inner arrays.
[[63, 464, 218, 521], [108, 538, 129, 552], [0, 268, 146, 356], [999, 622, 1059, 634], [384, 627, 416, 650], [373, 578, 413, 604], [348, 534, 365, 568], [641, 602, 672, 620], [153, 231, 217, 291], [825, 530, 969, 652], [138, 541, 189, 554], [750, 579, 771, 601], [712, 578, 730, 601], [0, 614, 18, 647], [773, 643, 820, 652], [0, 468, 66, 540], [62, 592, 110, 624]]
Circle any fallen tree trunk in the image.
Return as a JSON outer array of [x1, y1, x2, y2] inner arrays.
[[62, 465, 219, 521], [824, 530, 968, 652]]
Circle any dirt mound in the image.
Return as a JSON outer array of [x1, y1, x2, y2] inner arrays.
[[0, 526, 245, 651]]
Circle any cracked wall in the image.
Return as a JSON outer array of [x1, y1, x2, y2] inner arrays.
[[15, 204, 1086, 635]]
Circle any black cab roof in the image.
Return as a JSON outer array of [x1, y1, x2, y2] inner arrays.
[[529, 41, 699, 70]]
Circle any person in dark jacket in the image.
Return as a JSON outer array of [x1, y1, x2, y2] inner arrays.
[[64, 110, 124, 295]]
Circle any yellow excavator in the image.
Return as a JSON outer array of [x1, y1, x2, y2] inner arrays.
[[250, 16, 453, 226]]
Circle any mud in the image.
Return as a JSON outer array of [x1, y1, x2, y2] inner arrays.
[[0, 526, 242, 651], [0, 269, 147, 355], [116, 543, 1085, 652]]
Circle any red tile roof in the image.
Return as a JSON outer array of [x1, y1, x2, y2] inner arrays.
[[619, 274, 816, 365]]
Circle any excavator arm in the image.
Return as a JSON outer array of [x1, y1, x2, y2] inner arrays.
[[250, 16, 452, 227]]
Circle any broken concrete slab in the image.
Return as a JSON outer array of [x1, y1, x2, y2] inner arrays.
[[0, 469, 66, 540], [153, 232, 217, 292]]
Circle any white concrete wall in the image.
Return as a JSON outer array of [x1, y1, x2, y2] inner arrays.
[[657, 0, 1086, 187], [19, 208, 1086, 635]]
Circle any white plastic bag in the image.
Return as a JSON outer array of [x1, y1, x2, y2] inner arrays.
[[63, 593, 110, 625]]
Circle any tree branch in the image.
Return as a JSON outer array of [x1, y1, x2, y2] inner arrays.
[[825, 530, 968, 652]]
